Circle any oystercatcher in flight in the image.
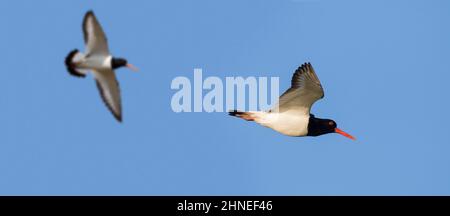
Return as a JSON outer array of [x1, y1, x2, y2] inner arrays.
[[229, 63, 355, 140], [65, 10, 138, 122]]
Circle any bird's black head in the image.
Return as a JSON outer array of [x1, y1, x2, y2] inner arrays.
[[307, 114, 355, 140], [307, 115, 337, 136], [111, 58, 128, 69]]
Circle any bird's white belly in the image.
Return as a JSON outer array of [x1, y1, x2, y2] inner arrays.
[[78, 55, 112, 70], [257, 112, 309, 137]]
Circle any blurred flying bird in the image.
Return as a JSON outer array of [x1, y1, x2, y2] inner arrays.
[[65, 10, 138, 122]]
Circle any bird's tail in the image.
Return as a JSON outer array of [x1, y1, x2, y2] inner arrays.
[[65, 49, 87, 78], [228, 110, 261, 121]]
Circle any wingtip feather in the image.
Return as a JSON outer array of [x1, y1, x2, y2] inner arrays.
[[85, 10, 94, 16]]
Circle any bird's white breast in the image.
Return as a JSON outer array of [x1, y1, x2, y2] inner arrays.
[[78, 55, 112, 70], [256, 111, 310, 137]]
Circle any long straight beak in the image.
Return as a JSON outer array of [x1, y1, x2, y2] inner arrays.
[[126, 63, 139, 72], [335, 128, 356, 140]]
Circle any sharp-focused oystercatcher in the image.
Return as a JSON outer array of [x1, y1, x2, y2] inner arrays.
[[229, 63, 355, 140], [65, 10, 138, 122]]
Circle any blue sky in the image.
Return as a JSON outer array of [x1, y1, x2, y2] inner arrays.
[[1, 0, 449, 195]]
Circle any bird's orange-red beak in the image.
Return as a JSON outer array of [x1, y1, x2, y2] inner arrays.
[[126, 63, 139, 72], [335, 128, 356, 140]]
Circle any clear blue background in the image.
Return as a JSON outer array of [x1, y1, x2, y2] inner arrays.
[[0, 0, 449, 195]]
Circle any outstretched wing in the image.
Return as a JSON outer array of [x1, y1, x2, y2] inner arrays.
[[271, 62, 324, 115], [83, 11, 110, 56], [92, 69, 122, 122]]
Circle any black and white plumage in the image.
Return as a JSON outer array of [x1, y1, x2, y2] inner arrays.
[[65, 11, 138, 122], [229, 63, 355, 140]]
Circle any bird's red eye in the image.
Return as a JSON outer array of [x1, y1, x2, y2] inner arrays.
[[329, 121, 334, 126]]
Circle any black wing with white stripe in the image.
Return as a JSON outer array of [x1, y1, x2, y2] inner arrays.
[[83, 11, 110, 56], [93, 69, 122, 122]]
